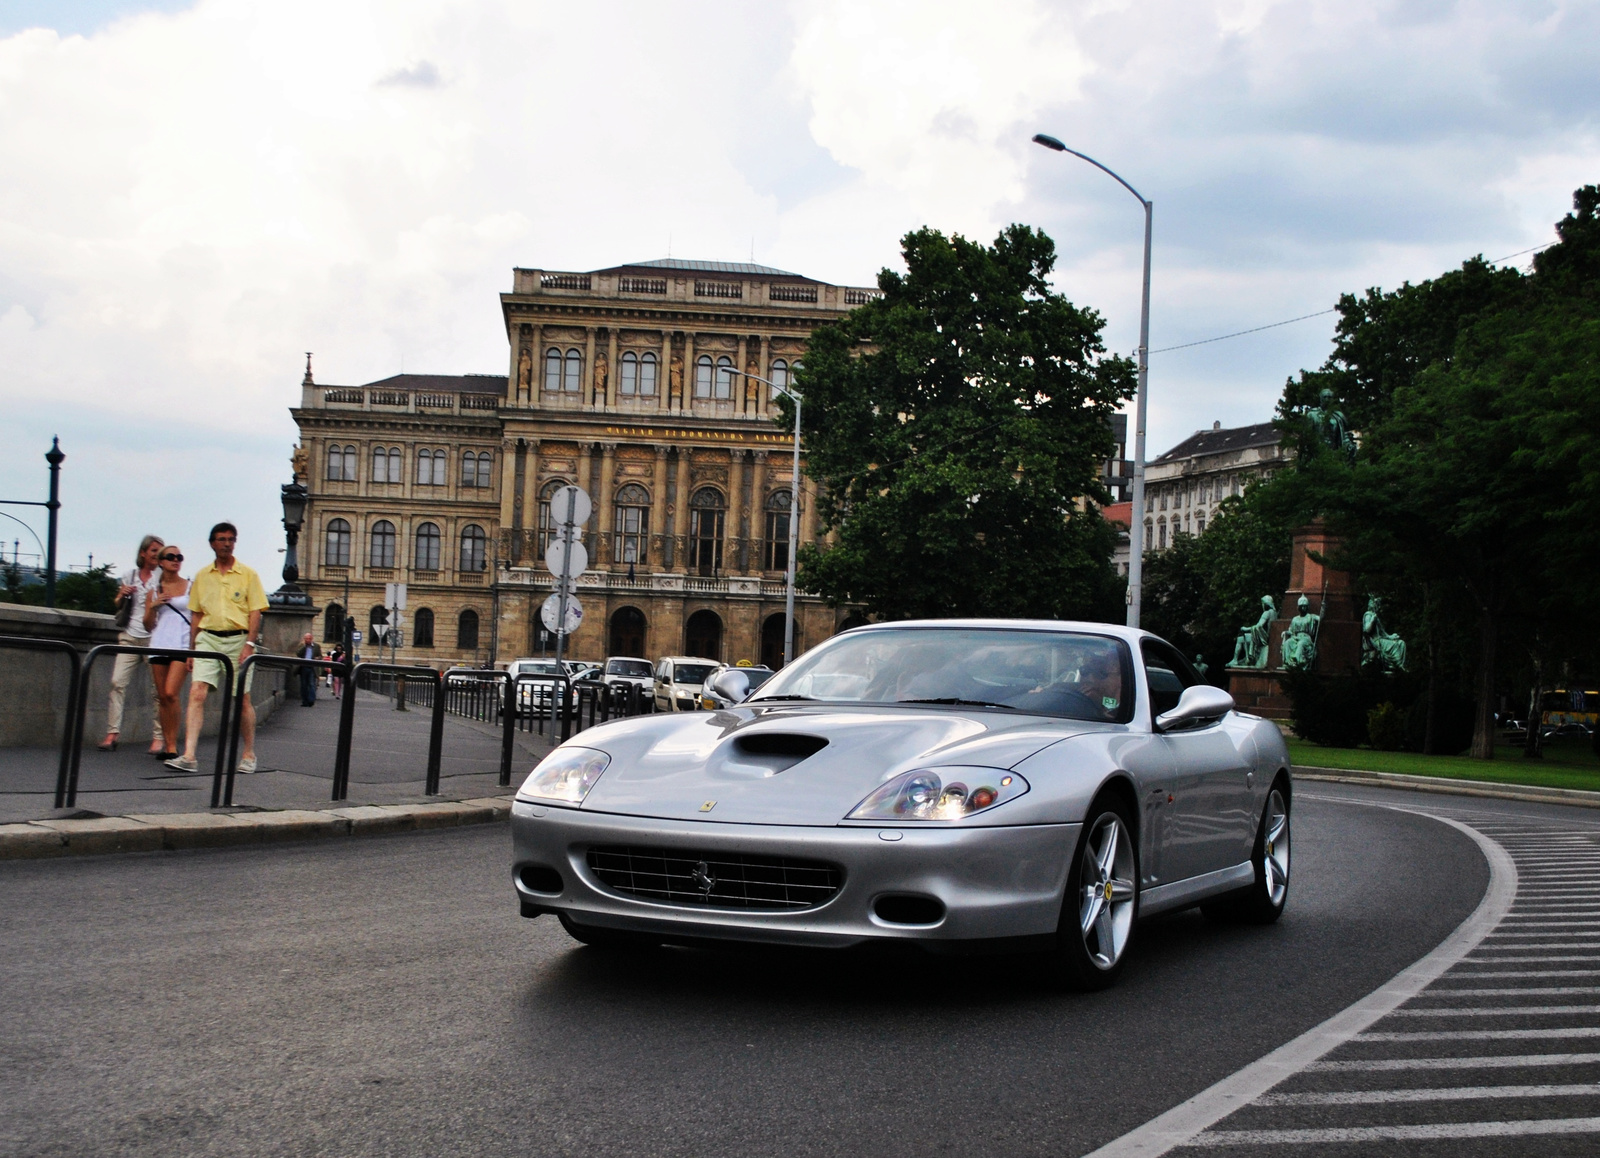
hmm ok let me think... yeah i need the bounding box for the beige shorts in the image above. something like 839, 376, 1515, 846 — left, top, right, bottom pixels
192, 631, 256, 693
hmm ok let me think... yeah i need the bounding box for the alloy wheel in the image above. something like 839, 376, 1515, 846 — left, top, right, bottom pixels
1079, 812, 1137, 970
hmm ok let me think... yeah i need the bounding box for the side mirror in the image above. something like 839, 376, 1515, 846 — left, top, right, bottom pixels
705, 668, 752, 707
1155, 684, 1234, 732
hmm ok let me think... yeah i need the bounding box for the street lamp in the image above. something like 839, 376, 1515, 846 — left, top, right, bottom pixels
0, 438, 64, 608
1032, 132, 1152, 629
268, 478, 312, 607
718, 365, 803, 666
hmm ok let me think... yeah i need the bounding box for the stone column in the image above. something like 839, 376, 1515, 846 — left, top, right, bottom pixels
800, 473, 820, 551
673, 447, 691, 572
681, 330, 696, 413
726, 449, 747, 573
576, 442, 594, 556
596, 442, 618, 567
529, 323, 545, 402
735, 335, 749, 415
521, 438, 541, 564
753, 334, 768, 417
583, 328, 598, 407
604, 329, 620, 410
659, 331, 672, 411
751, 449, 770, 571
651, 445, 669, 568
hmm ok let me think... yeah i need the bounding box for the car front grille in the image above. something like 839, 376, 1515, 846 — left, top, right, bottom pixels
586, 845, 843, 911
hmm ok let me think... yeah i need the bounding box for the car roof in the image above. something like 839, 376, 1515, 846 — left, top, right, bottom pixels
659, 655, 717, 664
842, 618, 1155, 645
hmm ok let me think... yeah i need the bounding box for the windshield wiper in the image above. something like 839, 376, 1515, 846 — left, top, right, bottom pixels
896, 697, 1016, 709
751, 694, 817, 701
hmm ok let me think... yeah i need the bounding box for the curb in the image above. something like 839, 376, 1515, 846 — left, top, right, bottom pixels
0, 796, 514, 860
1296, 766, 1600, 810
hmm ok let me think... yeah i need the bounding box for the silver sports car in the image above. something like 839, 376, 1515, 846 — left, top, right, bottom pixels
510, 619, 1291, 988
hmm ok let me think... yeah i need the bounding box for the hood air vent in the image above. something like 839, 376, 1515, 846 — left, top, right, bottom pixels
731, 732, 829, 774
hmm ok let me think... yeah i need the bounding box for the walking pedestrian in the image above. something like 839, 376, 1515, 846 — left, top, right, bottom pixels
166, 523, 269, 774
100, 534, 165, 753
296, 632, 322, 706
329, 643, 346, 699
145, 545, 191, 761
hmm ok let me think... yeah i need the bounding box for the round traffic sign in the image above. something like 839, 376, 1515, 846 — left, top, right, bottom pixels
541, 593, 584, 634
544, 536, 589, 578
548, 484, 592, 528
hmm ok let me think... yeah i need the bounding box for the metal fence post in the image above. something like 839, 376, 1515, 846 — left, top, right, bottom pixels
425, 677, 446, 795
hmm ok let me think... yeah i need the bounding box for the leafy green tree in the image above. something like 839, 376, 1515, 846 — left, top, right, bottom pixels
1272, 186, 1600, 759
794, 225, 1134, 622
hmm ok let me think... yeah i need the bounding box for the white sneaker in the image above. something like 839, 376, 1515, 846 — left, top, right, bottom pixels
165, 755, 199, 773
237, 755, 258, 774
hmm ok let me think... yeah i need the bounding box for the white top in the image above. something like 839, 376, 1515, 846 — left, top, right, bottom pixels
149, 587, 191, 652
122, 568, 160, 640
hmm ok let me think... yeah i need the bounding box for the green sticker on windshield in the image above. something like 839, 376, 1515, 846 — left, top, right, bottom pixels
1102, 696, 1119, 709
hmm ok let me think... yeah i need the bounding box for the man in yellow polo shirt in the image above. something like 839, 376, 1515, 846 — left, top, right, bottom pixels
166, 522, 270, 773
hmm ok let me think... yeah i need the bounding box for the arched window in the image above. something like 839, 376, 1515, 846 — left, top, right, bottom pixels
764, 489, 792, 571
638, 352, 658, 396
1158, 520, 1168, 550
413, 607, 434, 649
460, 451, 480, 488
619, 352, 638, 395
609, 607, 647, 658
323, 601, 345, 643
761, 613, 787, 670
684, 609, 722, 661
714, 355, 734, 400
1144, 519, 1154, 547
1196, 513, 1207, 535
372, 446, 401, 484
694, 354, 713, 398
414, 522, 441, 571
324, 518, 351, 567
369, 520, 396, 568
689, 487, 725, 574
537, 479, 570, 556
613, 483, 650, 565
769, 359, 788, 397
459, 524, 487, 572
326, 445, 347, 481
544, 347, 563, 393
475, 451, 492, 488
417, 449, 447, 486
457, 608, 479, 652
563, 349, 582, 393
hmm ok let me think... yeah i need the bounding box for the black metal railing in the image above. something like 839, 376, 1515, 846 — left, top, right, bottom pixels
0, 635, 82, 809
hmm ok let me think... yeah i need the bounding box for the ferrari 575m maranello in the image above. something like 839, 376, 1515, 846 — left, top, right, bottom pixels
510, 619, 1291, 988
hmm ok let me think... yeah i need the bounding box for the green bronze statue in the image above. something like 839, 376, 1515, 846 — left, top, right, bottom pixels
1305, 387, 1356, 462
1193, 654, 1209, 679
1230, 595, 1277, 669
1361, 596, 1408, 671
1280, 595, 1321, 671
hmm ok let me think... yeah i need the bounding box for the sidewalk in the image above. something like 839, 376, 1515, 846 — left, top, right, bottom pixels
0, 688, 557, 826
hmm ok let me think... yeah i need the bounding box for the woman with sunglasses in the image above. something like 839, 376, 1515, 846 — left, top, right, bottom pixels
144, 547, 192, 762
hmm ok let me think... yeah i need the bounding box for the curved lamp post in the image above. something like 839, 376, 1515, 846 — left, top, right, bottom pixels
718, 365, 802, 665
1032, 133, 1151, 629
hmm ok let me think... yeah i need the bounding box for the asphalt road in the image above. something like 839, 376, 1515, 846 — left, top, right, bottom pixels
4, 783, 1590, 1158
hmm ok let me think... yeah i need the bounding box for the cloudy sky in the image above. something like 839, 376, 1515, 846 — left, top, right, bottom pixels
2, 0, 1595, 579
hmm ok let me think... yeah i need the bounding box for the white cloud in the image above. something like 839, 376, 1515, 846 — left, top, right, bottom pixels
0, 0, 1594, 575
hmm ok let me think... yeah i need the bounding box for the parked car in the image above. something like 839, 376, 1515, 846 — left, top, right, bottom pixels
602, 657, 655, 710
507, 657, 570, 717
512, 619, 1291, 990
652, 656, 721, 712
700, 664, 775, 709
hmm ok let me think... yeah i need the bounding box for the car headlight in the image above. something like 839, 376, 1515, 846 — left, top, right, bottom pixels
847, 767, 1029, 822
519, 746, 610, 805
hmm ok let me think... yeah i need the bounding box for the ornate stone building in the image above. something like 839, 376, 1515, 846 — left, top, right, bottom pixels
1142, 421, 1290, 551
291, 258, 880, 668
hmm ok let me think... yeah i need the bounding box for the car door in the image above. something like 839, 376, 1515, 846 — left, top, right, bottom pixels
1142, 639, 1256, 882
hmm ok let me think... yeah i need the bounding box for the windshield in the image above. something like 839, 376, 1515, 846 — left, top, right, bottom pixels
513, 661, 559, 676
607, 659, 653, 677
742, 668, 776, 691
671, 663, 717, 686
747, 627, 1133, 723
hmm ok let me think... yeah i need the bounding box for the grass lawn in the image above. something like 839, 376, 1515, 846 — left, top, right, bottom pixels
1288, 733, 1600, 792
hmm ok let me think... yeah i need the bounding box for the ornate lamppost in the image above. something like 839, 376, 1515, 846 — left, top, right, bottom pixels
268, 478, 312, 608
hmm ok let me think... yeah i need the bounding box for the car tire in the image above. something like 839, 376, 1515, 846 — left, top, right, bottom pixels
1202, 778, 1290, 925
557, 912, 660, 951
1049, 793, 1139, 991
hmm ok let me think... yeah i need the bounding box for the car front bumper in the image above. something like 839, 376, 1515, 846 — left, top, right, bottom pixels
511, 801, 1078, 948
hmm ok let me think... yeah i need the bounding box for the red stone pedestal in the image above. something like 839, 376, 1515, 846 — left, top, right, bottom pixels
1227, 669, 1293, 720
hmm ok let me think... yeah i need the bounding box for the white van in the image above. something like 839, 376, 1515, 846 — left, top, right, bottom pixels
653, 656, 720, 712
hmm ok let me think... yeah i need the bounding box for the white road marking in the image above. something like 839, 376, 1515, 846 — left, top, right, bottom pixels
1307, 1052, 1600, 1072
1389, 1005, 1600, 1017
1429, 987, 1600, 995
1360, 1026, 1600, 1041
1257, 1082, 1600, 1105
1187, 1118, 1600, 1145
1081, 808, 1515, 1158
1456, 969, 1600, 977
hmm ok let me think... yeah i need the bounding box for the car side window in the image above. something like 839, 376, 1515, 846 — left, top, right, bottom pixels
1141, 640, 1199, 717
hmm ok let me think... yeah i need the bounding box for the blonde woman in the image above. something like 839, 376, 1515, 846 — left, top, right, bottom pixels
100, 534, 164, 752
144, 545, 191, 762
